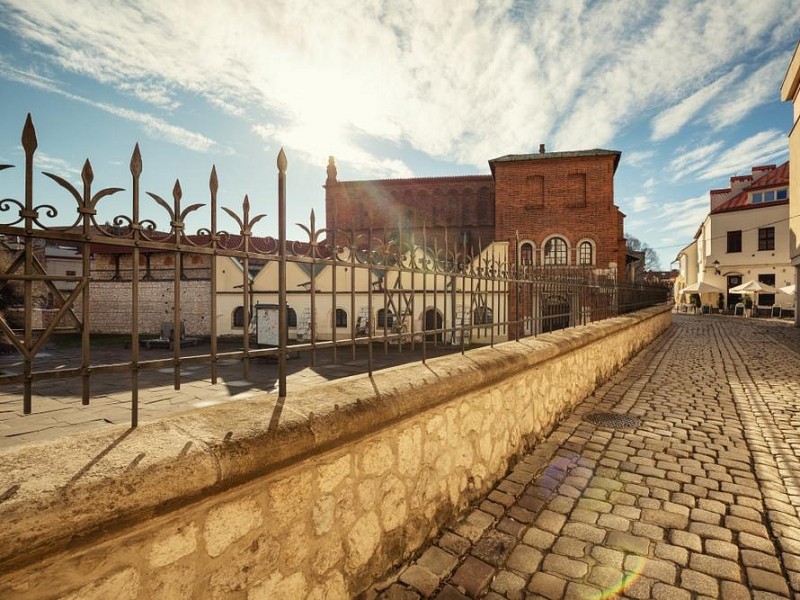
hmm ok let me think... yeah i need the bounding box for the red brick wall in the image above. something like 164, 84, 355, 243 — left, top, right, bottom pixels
493, 154, 626, 278
325, 176, 495, 253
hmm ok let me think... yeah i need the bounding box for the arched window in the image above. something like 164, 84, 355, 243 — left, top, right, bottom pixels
520, 242, 534, 266
287, 307, 297, 327
334, 308, 348, 328
232, 306, 244, 328
377, 308, 394, 329
578, 241, 594, 266
543, 237, 568, 265
474, 306, 493, 325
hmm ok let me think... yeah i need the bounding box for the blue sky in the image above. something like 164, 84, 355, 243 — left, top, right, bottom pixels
1, 0, 798, 269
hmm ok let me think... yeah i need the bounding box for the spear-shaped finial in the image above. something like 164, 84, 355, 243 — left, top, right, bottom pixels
277, 148, 287, 173
82, 159, 94, 187
130, 144, 142, 178
22, 113, 37, 156
210, 165, 218, 194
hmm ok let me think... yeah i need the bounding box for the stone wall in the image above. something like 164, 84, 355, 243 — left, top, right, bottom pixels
0, 306, 671, 599
88, 280, 211, 336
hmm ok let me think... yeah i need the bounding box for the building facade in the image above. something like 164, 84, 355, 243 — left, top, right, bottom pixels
676, 162, 795, 312
782, 37, 800, 325
324, 147, 627, 278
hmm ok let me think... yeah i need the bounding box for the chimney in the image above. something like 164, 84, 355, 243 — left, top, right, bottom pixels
539, 144, 546, 154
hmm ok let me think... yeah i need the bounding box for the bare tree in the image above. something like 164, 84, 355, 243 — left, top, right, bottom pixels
626, 236, 660, 272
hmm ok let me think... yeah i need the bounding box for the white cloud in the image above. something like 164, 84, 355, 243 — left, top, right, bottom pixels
625, 150, 655, 167
33, 151, 82, 176
650, 67, 742, 141
659, 194, 709, 235
631, 195, 650, 213
1, 0, 799, 171
667, 142, 724, 181
0, 63, 217, 153
698, 130, 788, 180
708, 56, 789, 129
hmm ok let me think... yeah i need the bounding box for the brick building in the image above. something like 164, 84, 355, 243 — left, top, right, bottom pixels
324, 146, 627, 279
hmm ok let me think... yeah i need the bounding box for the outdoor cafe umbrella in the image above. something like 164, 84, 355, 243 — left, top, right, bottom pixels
779, 284, 796, 296
728, 280, 778, 295
680, 281, 724, 294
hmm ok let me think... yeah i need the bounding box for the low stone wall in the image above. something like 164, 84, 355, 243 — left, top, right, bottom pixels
0, 306, 671, 599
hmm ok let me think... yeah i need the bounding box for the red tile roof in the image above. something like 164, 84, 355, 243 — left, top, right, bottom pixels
711, 161, 789, 214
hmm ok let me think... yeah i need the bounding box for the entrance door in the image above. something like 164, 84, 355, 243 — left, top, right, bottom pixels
424, 308, 443, 343
727, 275, 742, 309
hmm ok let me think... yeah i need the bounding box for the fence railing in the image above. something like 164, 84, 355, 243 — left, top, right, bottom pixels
0, 114, 668, 427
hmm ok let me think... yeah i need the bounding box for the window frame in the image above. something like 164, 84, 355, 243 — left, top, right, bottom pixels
334, 308, 348, 328
726, 230, 742, 253
542, 236, 569, 266
232, 306, 245, 329
757, 227, 775, 251
577, 240, 594, 266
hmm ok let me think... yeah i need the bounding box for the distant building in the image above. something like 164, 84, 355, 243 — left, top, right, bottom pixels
676, 162, 795, 311
325, 146, 628, 336
781, 36, 800, 325
324, 147, 627, 279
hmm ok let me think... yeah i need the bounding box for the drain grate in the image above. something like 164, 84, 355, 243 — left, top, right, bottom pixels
584, 412, 641, 429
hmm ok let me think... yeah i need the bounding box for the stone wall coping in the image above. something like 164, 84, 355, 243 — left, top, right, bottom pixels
0, 305, 670, 573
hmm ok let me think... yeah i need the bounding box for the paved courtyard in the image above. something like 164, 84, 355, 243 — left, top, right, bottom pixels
0, 339, 461, 447
370, 314, 800, 599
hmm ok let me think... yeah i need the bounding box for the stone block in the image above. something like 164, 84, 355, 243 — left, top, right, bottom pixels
204, 497, 263, 558
418, 547, 458, 579
399, 565, 439, 597
449, 557, 494, 597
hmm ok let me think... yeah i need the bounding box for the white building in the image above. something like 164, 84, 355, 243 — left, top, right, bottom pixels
676, 162, 795, 312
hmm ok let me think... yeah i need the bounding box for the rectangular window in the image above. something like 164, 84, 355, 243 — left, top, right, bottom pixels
752, 192, 762, 204
65, 270, 76, 276
776, 188, 788, 200
758, 274, 776, 306
758, 227, 775, 251
727, 230, 742, 253
764, 190, 775, 202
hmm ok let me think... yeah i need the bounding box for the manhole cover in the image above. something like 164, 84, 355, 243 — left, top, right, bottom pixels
584, 412, 641, 429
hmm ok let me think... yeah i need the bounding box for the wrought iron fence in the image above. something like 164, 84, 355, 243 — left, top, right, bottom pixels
0, 115, 668, 427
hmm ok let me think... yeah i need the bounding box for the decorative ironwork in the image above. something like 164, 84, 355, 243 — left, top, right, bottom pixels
0, 114, 669, 431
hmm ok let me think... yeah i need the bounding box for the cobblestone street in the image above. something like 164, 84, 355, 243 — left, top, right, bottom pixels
372, 315, 800, 600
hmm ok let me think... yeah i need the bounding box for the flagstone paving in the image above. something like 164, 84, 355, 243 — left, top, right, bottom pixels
369, 315, 800, 599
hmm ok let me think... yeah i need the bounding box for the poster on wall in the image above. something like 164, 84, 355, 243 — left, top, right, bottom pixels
255, 304, 280, 347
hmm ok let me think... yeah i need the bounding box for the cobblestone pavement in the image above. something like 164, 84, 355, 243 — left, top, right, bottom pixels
0, 341, 460, 448
371, 315, 800, 600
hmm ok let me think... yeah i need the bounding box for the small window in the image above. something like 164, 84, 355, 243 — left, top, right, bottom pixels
764, 190, 775, 202
377, 308, 394, 329
727, 230, 742, 253
287, 307, 297, 327
752, 192, 763, 204
758, 227, 775, 251
578, 241, 593, 265
334, 308, 348, 328
65, 270, 77, 276
543, 237, 568, 265
520, 242, 534, 265
474, 307, 493, 325
776, 188, 788, 200
232, 306, 244, 328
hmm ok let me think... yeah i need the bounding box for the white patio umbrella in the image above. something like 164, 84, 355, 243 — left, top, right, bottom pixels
729, 280, 778, 295
680, 281, 724, 294
779, 284, 796, 295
